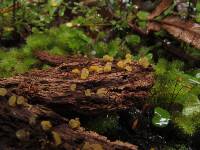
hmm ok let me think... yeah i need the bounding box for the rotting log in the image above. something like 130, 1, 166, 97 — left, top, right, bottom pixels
0, 54, 154, 114
0, 96, 137, 150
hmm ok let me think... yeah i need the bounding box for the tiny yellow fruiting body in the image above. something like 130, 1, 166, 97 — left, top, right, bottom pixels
16, 129, 30, 141
125, 53, 132, 60
70, 84, 77, 91
82, 142, 104, 150
103, 62, 112, 72
41, 121, 52, 131
52, 131, 62, 146
125, 65, 133, 72
103, 55, 113, 62
117, 60, 125, 69
8, 95, 17, 107
89, 65, 103, 73
71, 68, 80, 74
0, 88, 7, 96
138, 57, 149, 68
68, 118, 80, 129
81, 68, 89, 79
84, 89, 92, 96
96, 88, 108, 97
16, 96, 26, 105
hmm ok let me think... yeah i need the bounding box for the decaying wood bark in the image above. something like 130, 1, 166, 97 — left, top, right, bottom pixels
0, 96, 137, 150
0, 54, 154, 114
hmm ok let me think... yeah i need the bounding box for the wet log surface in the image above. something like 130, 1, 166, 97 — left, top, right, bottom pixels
0, 54, 154, 114
0, 96, 137, 150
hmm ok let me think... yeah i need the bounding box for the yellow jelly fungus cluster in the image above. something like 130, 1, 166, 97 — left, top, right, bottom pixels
117, 60, 126, 69
116, 53, 133, 71
68, 118, 81, 129
96, 88, 108, 97
41, 120, 52, 131
52, 131, 62, 146
82, 142, 104, 150
72, 68, 80, 74
8, 95, 27, 107
84, 89, 92, 96
70, 84, 77, 92
138, 57, 149, 68
16, 129, 30, 141
81, 68, 89, 79
89, 65, 103, 73
8, 95, 17, 107
103, 62, 112, 72
103, 55, 113, 62
0, 88, 7, 96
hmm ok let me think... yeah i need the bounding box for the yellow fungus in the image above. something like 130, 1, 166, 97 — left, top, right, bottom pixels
96, 88, 108, 97
70, 84, 77, 92
125, 65, 133, 72
16, 129, 30, 141
81, 68, 89, 79
103, 62, 112, 72
125, 53, 132, 60
41, 121, 52, 131
138, 57, 149, 68
124, 58, 132, 64
52, 131, 62, 146
84, 89, 92, 96
102, 55, 113, 62
89, 65, 103, 73
72, 68, 80, 74
16, 96, 26, 105
68, 118, 80, 129
8, 95, 17, 107
29, 115, 37, 126
0, 88, 7, 96
117, 60, 125, 69
82, 142, 104, 150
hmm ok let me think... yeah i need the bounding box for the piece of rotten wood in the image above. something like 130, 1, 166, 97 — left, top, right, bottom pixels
0, 96, 137, 150
0, 56, 154, 115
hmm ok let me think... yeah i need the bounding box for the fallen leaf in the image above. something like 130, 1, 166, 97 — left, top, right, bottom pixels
148, 0, 173, 20
161, 16, 200, 50
147, 15, 200, 50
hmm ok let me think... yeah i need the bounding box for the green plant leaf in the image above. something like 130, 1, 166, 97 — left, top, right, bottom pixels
152, 107, 170, 127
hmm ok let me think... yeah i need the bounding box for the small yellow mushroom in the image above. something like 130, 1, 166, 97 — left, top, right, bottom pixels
29, 115, 37, 126
16, 96, 26, 105
117, 60, 125, 69
103, 62, 112, 72
66, 22, 73, 27
52, 131, 62, 146
16, 129, 30, 141
0, 88, 7, 96
125, 65, 133, 72
70, 84, 77, 92
72, 68, 80, 74
96, 88, 108, 97
84, 89, 92, 96
89, 65, 103, 73
8, 95, 17, 107
124, 58, 132, 64
102, 55, 113, 62
41, 121, 52, 131
138, 57, 149, 68
68, 118, 80, 129
82, 142, 104, 150
125, 53, 132, 60
81, 68, 89, 79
